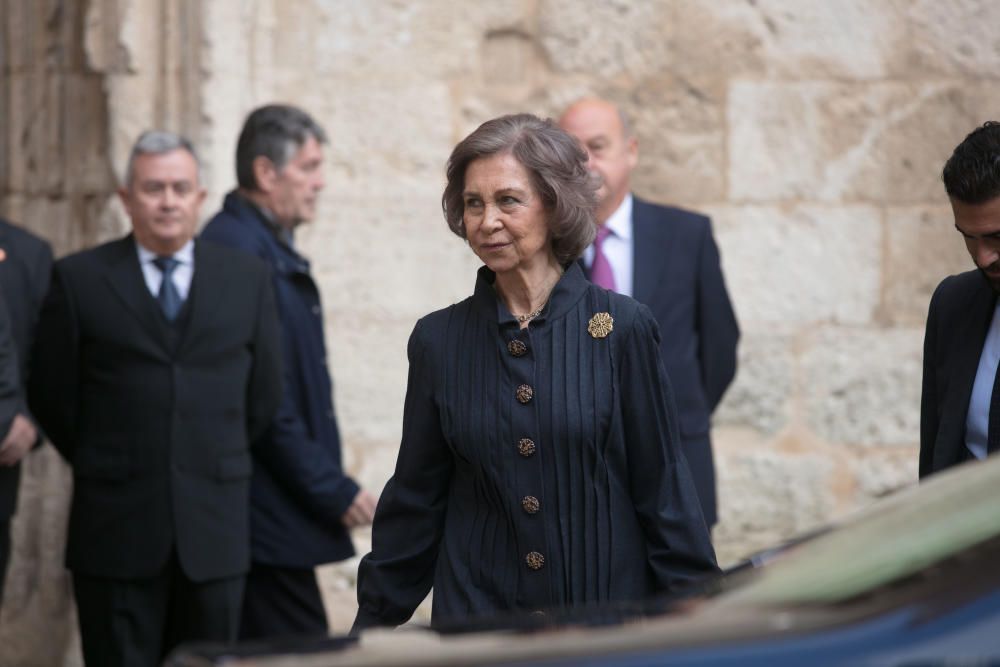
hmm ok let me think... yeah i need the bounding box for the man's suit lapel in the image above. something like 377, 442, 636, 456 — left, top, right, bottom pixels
103, 236, 171, 353
939, 277, 997, 468
631, 196, 663, 305
177, 240, 228, 356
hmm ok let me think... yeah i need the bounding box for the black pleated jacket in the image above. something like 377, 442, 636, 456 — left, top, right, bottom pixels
355, 263, 717, 629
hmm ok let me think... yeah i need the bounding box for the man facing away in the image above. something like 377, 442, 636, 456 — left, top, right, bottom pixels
559, 97, 739, 528
921, 121, 1000, 477
0, 217, 52, 610
28, 131, 282, 665
202, 104, 377, 639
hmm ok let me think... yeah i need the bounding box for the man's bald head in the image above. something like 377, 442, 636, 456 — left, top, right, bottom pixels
559, 98, 638, 223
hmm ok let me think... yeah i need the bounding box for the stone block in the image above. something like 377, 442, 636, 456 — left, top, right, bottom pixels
83, 0, 130, 73
63, 74, 115, 196
19, 197, 75, 257
629, 75, 726, 205
729, 81, 1000, 205
4, 0, 43, 73
714, 332, 794, 436
326, 312, 412, 449
900, 0, 1000, 77
667, 0, 768, 94
849, 448, 918, 506
6, 72, 64, 195
877, 84, 1000, 204
709, 204, 882, 327
318, 82, 454, 178
283, 1, 535, 81
750, 0, 902, 79
714, 447, 836, 566
801, 327, 923, 447
537, 0, 672, 79
671, 1, 908, 93
882, 206, 972, 327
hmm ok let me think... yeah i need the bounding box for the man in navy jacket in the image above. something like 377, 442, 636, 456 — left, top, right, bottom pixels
560, 98, 739, 528
202, 104, 376, 639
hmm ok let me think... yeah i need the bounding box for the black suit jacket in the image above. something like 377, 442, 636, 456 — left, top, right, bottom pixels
920, 269, 996, 478
0, 219, 52, 520
28, 235, 282, 581
0, 291, 19, 471
583, 197, 739, 525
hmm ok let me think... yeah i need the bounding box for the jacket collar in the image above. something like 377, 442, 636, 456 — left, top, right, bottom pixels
222, 191, 310, 272
472, 261, 590, 325
103, 234, 228, 355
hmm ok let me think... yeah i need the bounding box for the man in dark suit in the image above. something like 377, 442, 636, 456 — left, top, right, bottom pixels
28, 131, 282, 665
560, 97, 739, 528
0, 289, 24, 609
921, 121, 1000, 478
0, 219, 52, 606
202, 104, 376, 639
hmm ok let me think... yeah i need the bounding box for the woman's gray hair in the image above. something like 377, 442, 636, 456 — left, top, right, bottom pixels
442, 113, 598, 265
124, 130, 201, 187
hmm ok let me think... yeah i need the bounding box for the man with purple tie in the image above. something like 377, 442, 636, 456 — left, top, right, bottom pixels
560, 98, 739, 528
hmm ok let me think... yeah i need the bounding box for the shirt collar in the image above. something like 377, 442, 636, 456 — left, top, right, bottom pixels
602, 192, 633, 241
472, 261, 590, 325
135, 238, 195, 264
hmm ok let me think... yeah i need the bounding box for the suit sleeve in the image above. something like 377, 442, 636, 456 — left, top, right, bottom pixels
27, 266, 79, 462
354, 319, 453, 631
205, 221, 364, 519
20, 236, 53, 444
245, 266, 283, 445
0, 291, 20, 440
696, 219, 740, 413
919, 280, 944, 479
621, 306, 720, 592
253, 323, 361, 519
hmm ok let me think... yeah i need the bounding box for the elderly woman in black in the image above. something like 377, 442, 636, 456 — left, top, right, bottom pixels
354, 113, 717, 630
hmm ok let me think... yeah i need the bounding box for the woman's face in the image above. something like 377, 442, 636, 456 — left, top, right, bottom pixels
462, 152, 553, 275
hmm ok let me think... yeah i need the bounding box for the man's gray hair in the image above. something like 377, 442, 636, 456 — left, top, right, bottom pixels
235, 105, 328, 191
123, 130, 202, 187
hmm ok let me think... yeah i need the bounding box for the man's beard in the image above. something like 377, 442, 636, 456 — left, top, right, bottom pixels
978, 264, 1000, 293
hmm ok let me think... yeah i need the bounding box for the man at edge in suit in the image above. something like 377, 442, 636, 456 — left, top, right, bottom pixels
921, 121, 1000, 477
0, 218, 52, 610
559, 97, 739, 528
202, 104, 377, 639
28, 131, 282, 665
0, 289, 24, 613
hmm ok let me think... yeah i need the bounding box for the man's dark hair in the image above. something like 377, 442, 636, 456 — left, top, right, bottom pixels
236, 104, 328, 191
943, 121, 1000, 204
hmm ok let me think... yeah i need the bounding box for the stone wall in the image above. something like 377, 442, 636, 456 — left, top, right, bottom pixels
1, 0, 994, 659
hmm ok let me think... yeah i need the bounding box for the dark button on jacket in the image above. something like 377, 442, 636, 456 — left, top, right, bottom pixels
518, 438, 536, 457
507, 339, 527, 357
